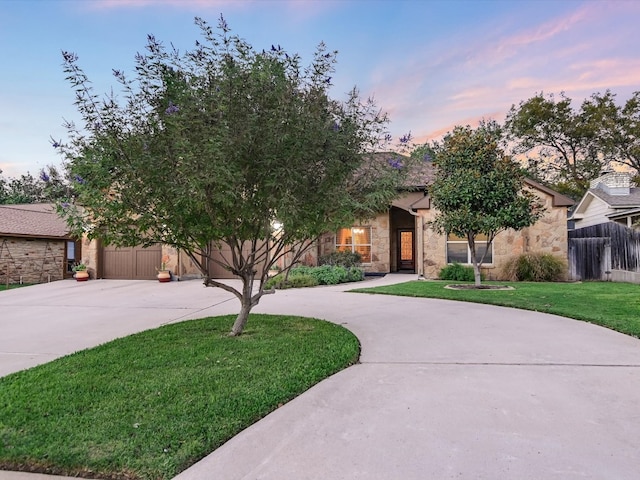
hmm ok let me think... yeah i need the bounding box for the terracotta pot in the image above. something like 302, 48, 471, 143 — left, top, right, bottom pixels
75, 271, 89, 282
157, 271, 171, 283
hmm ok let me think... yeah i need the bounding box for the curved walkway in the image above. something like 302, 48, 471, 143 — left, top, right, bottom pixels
2, 275, 640, 479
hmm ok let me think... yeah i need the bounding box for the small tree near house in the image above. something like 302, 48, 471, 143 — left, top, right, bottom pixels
56, 16, 410, 336
429, 121, 544, 287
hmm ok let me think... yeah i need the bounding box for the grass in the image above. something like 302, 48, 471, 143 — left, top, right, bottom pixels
0, 314, 360, 480
0, 283, 31, 292
352, 280, 640, 339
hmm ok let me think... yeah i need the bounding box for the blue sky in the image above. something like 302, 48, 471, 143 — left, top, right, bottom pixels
1, 0, 639, 177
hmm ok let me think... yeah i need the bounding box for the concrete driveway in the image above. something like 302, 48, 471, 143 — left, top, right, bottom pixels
1, 276, 640, 479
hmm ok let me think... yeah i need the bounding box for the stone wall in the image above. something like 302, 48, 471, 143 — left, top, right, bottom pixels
81, 237, 100, 279
0, 236, 66, 284
417, 187, 570, 280
319, 212, 391, 273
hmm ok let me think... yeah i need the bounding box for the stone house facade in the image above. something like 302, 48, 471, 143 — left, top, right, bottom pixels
0, 204, 78, 284
318, 179, 574, 280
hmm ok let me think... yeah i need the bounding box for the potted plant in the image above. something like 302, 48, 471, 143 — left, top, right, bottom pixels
73, 263, 89, 282
157, 255, 171, 282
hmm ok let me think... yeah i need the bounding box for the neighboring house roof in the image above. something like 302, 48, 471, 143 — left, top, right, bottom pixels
571, 187, 640, 221
0, 203, 72, 239
589, 187, 640, 208
608, 207, 640, 220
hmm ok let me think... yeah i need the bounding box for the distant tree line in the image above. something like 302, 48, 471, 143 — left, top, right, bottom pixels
0, 165, 73, 204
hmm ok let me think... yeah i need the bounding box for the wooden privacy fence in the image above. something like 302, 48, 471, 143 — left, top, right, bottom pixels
568, 222, 640, 281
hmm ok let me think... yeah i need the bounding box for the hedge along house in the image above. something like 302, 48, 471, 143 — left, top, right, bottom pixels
0, 204, 80, 284
317, 161, 575, 280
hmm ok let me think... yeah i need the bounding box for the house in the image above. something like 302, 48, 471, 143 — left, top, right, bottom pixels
78, 159, 574, 282
568, 172, 640, 283
570, 172, 640, 229
0, 204, 79, 284
316, 169, 575, 280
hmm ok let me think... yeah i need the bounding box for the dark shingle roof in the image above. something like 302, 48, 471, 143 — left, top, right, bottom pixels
589, 187, 640, 208
0, 204, 71, 238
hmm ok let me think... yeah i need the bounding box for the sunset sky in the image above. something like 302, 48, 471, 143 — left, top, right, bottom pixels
1, 0, 639, 177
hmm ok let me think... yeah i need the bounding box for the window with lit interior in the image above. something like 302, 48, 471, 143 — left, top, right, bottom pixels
336, 227, 372, 263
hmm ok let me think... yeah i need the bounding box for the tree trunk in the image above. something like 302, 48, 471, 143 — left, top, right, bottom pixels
472, 261, 482, 287
230, 295, 252, 336
229, 271, 256, 336
468, 237, 482, 287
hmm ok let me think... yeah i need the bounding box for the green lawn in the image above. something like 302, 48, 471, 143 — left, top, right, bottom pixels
352, 280, 640, 338
0, 314, 360, 480
0, 283, 31, 292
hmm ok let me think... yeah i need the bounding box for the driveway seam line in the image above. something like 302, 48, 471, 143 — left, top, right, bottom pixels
360, 361, 640, 367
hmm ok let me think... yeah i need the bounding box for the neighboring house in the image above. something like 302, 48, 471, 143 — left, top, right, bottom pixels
568, 172, 640, 284
316, 168, 575, 280
570, 172, 640, 229
0, 204, 79, 284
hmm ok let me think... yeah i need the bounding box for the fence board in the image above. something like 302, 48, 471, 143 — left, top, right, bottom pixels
569, 223, 640, 280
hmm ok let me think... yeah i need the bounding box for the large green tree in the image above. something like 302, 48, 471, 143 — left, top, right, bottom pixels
429, 121, 543, 286
504, 91, 617, 199
57, 16, 408, 335
599, 91, 640, 176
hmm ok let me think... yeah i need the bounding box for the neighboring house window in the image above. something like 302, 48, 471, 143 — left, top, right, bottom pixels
336, 227, 372, 263
66, 240, 76, 274
446, 233, 493, 264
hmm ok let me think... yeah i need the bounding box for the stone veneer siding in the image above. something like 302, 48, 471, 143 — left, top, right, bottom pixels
417, 187, 570, 280
0, 236, 66, 284
319, 212, 392, 273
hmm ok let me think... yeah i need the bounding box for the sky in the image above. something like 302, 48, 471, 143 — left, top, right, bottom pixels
1, 0, 639, 178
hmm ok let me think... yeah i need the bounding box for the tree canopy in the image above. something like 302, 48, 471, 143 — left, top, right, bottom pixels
505, 90, 640, 199
429, 121, 543, 286
0, 166, 71, 205
57, 16, 410, 335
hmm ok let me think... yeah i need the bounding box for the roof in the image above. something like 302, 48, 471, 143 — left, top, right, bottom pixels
364, 152, 436, 190
523, 178, 575, 207
0, 203, 72, 239
589, 187, 640, 208
571, 186, 640, 220
607, 207, 640, 220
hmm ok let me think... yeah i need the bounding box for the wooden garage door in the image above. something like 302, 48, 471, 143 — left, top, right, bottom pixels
102, 244, 162, 280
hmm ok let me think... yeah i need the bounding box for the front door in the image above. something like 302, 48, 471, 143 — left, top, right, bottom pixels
398, 229, 415, 271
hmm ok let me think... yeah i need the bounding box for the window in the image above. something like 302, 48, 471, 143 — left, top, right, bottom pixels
336, 227, 372, 263
446, 234, 493, 264
66, 240, 77, 274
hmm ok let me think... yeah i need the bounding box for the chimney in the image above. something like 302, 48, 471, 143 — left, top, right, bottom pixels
590, 172, 632, 195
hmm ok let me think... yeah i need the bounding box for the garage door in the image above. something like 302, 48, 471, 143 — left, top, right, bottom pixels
102, 244, 162, 280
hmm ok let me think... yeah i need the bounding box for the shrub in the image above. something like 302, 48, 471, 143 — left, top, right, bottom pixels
439, 263, 476, 282
502, 253, 566, 282
318, 251, 362, 268
346, 266, 365, 282
266, 264, 364, 289
265, 274, 318, 290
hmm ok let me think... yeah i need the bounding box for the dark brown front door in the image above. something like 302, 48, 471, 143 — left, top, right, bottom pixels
398, 229, 415, 271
